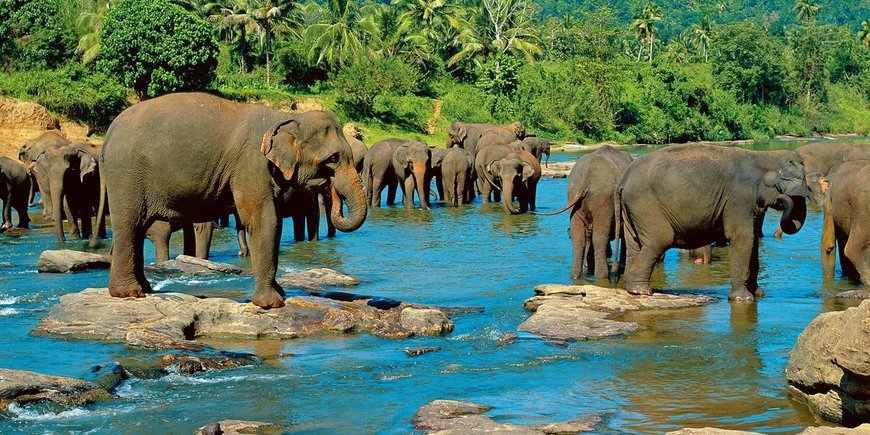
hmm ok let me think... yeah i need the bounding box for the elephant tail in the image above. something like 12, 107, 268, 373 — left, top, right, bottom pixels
533, 192, 584, 216
87, 154, 107, 249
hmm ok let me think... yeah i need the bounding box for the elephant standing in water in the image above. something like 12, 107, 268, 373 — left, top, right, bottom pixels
441, 147, 474, 206
0, 157, 31, 230
392, 140, 434, 209
446, 121, 526, 156
18, 130, 70, 217
610, 144, 807, 301
363, 139, 405, 207
520, 136, 553, 166
91, 93, 366, 308
477, 146, 541, 214
540, 145, 632, 279
821, 160, 870, 286
32, 143, 101, 242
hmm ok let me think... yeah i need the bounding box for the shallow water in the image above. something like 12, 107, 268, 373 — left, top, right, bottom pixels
0, 139, 864, 433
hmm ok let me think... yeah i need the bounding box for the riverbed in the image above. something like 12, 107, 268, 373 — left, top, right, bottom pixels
0, 140, 863, 433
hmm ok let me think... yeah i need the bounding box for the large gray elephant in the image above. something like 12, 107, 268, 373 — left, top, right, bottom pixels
91, 92, 366, 309
32, 143, 100, 242
441, 147, 474, 206
392, 140, 433, 209
521, 136, 553, 166
794, 141, 869, 205
18, 130, 70, 217
0, 156, 31, 231
446, 121, 526, 156
821, 160, 870, 286
477, 146, 541, 214
610, 144, 807, 301
539, 145, 633, 279
362, 139, 404, 207
348, 136, 368, 174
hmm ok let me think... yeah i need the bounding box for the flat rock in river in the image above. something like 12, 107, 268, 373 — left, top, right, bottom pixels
147, 255, 243, 276
666, 429, 761, 435
540, 161, 574, 179
194, 420, 281, 435
835, 290, 870, 300
413, 399, 600, 434
277, 267, 360, 290
0, 368, 110, 409
37, 249, 111, 273
33, 288, 453, 346
518, 284, 715, 341
785, 300, 870, 425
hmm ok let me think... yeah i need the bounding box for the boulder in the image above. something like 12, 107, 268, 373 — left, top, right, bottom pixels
799, 425, 870, 434
277, 268, 360, 290
147, 255, 243, 276
37, 249, 111, 273
518, 285, 715, 341
404, 346, 442, 357
195, 420, 281, 435
413, 399, 600, 434
0, 368, 110, 409
34, 288, 454, 346
785, 300, 870, 425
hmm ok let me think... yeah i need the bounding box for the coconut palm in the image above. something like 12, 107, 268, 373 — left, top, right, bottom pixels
793, 0, 820, 24
76, 0, 115, 64
859, 20, 870, 48
392, 0, 458, 65
691, 15, 712, 62
630, 3, 662, 62
304, 0, 377, 69
447, 0, 541, 68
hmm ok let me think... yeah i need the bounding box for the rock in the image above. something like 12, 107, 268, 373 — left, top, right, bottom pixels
277, 268, 360, 290
413, 400, 599, 434
153, 351, 261, 375
0, 262, 12, 267
37, 249, 111, 273
0, 369, 110, 410
147, 255, 243, 276
541, 161, 574, 179
785, 300, 870, 425
404, 346, 442, 357
799, 424, 870, 434
194, 420, 281, 435
836, 290, 870, 300
666, 429, 761, 435
33, 288, 454, 346
518, 285, 714, 341
496, 332, 518, 347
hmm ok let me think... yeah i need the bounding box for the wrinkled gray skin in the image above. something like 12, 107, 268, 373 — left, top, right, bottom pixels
446, 121, 526, 157
347, 136, 368, 174
93, 93, 366, 309
0, 156, 31, 231
611, 144, 807, 301
392, 140, 433, 210
478, 146, 541, 214
32, 144, 100, 242
539, 145, 633, 279
821, 160, 870, 286
363, 139, 405, 207
521, 136, 553, 166
795, 141, 870, 205
475, 145, 513, 204
18, 130, 70, 217
441, 147, 474, 206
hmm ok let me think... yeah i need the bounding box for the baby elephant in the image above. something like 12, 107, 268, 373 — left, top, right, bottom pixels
441, 147, 474, 206
0, 157, 32, 231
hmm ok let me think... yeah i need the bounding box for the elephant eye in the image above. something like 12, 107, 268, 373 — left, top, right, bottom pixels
325, 153, 339, 164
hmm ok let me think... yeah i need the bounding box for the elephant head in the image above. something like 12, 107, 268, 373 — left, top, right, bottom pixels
394, 140, 432, 209
503, 122, 526, 140
261, 110, 366, 232
33, 145, 97, 242
486, 154, 536, 214
763, 151, 807, 235
447, 122, 468, 148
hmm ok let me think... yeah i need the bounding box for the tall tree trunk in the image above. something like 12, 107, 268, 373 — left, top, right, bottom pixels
637, 40, 643, 62
648, 33, 654, 62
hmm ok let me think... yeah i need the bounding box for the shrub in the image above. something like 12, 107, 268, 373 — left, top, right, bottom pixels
3, 0, 76, 69
437, 82, 496, 125
330, 56, 419, 117
372, 94, 433, 132
98, 0, 218, 97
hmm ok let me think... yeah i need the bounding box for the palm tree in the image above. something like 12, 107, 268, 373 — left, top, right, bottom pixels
76, 1, 113, 64
393, 0, 457, 65
859, 20, 870, 48
447, 0, 541, 68
642, 3, 662, 62
793, 0, 820, 24
691, 15, 712, 62
304, 0, 377, 69
629, 13, 651, 61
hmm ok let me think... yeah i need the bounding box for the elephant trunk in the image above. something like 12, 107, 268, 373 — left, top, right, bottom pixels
776, 194, 806, 235
49, 174, 65, 242
502, 179, 519, 214
544, 151, 550, 168
413, 163, 429, 210
329, 163, 367, 233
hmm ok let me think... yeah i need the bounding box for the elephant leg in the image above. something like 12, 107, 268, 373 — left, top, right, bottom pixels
194, 222, 213, 259
236, 197, 284, 308
444, 176, 454, 207
402, 174, 415, 208
570, 211, 587, 279
370, 172, 384, 207
480, 180, 492, 204
436, 176, 444, 202
623, 233, 666, 296
528, 180, 538, 211
726, 226, 758, 301
1, 186, 11, 229
235, 211, 249, 256
592, 212, 614, 280
322, 193, 336, 238
306, 195, 319, 241
842, 233, 867, 284
821, 198, 836, 277
386, 174, 398, 206
492, 187, 501, 203
63, 198, 81, 240
108, 211, 151, 298
292, 212, 305, 242
585, 231, 596, 276
147, 221, 172, 264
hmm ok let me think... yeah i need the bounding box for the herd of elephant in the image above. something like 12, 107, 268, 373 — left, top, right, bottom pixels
0, 92, 867, 308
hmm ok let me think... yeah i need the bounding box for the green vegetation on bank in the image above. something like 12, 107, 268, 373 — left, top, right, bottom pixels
0, 0, 867, 143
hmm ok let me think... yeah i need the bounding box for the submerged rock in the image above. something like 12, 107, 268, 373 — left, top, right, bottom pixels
404, 346, 442, 357
518, 285, 715, 341
147, 255, 243, 276
34, 288, 454, 346
835, 290, 870, 300
413, 399, 600, 434
194, 420, 281, 435
666, 429, 761, 435
37, 249, 110, 273
276, 268, 360, 290
0, 368, 110, 410
496, 332, 518, 348
785, 300, 870, 425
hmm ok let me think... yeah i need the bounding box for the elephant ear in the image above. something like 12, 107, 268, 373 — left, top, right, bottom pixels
521, 161, 535, 182
456, 124, 468, 142
484, 160, 500, 188
261, 118, 301, 183
77, 150, 97, 182
395, 145, 410, 169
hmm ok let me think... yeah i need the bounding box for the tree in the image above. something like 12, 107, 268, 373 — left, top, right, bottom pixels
5, 0, 77, 69
859, 20, 870, 48
392, 0, 458, 67
630, 3, 662, 62
447, 0, 542, 68
793, 0, 820, 24
76, 0, 113, 64
98, 0, 219, 97
711, 22, 788, 106
691, 15, 712, 62
304, 0, 377, 70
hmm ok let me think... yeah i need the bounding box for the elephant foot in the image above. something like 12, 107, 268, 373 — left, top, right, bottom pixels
728, 287, 755, 302
109, 282, 148, 298
252, 289, 285, 309
752, 287, 765, 298
625, 284, 654, 296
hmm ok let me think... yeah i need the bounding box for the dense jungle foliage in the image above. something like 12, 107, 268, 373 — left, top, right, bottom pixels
0, 0, 868, 143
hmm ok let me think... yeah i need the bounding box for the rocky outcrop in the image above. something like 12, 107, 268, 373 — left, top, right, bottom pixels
37, 249, 111, 273
34, 288, 454, 346
147, 255, 243, 276
785, 300, 870, 425
518, 285, 715, 341
0, 369, 110, 410
540, 161, 574, 179
195, 420, 281, 435
276, 268, 360, 290
413, 399, 600, 434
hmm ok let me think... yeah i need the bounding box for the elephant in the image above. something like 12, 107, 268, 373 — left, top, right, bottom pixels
348, 136, 368, 174
821, 159, 870, 286
446, 121, 526, 156
441, 147, 474, 206
538, 145, 632, 279
795, 141, 870, 205
31, 143, 100, 242
392, 140, 434, 210
520, 136, 553, 166
610, 144, 807, 301
477, 146, 541, 214
362, 138, 405, 207
90, 92, 366, 309
146, 220, 214, 263
0, 156, 32, 231
18, 130, 70, 217
428, 146, 447, 202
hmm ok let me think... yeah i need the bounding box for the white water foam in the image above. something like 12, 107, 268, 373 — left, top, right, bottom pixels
0, 296, 17, 305
0, 308, 19, 316
7, 403, 90, 421
152, 276, 246, 291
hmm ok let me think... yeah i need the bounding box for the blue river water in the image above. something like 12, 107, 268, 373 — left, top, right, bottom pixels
0, 139, 863, 433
